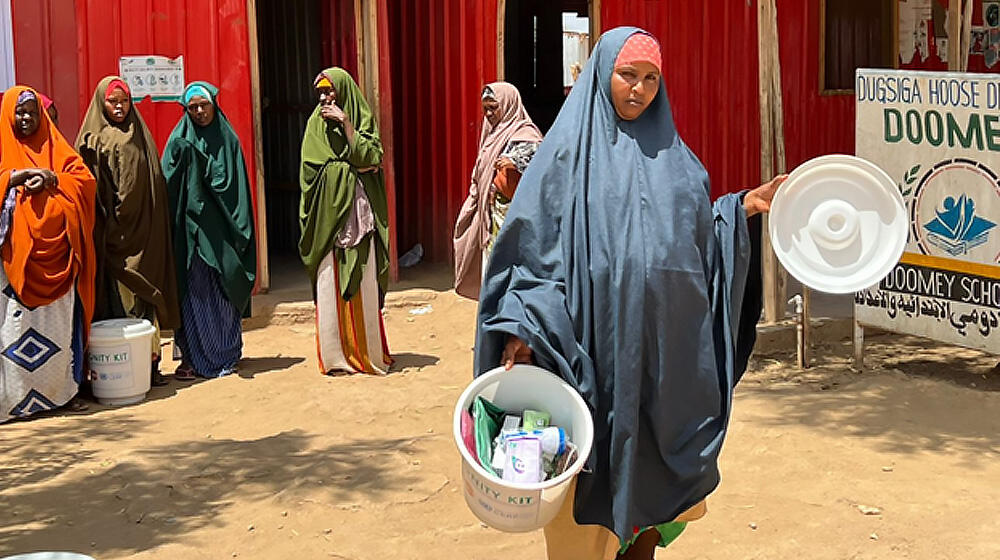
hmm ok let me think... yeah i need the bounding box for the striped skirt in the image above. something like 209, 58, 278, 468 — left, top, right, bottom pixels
174, 257, 243, 377
315, 239, 391, 375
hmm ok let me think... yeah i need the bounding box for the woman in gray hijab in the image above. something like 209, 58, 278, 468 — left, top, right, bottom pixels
475, 27, 785, 559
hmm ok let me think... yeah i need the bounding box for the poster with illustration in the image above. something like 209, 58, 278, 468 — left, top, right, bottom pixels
899, 0, 932, 64
971, 27, 987, 54
855, 69, 1000, 353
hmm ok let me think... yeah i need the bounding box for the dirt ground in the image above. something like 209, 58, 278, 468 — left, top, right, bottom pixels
1, 265, 999, 559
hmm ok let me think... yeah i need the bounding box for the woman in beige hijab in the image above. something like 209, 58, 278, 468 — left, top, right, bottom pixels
453, 82, 542, 300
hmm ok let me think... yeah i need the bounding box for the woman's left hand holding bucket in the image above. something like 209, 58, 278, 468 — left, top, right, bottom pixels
501, 335, 533, 370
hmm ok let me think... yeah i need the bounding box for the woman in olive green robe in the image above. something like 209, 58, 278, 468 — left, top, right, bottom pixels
299, 68, 391, 375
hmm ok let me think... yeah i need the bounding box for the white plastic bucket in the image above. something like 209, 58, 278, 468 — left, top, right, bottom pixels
88, 318, 155, 406
453, 365, 594, 532
0, 554, 96, 560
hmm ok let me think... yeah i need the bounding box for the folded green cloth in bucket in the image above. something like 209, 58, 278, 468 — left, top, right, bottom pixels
472, 396, 506, 476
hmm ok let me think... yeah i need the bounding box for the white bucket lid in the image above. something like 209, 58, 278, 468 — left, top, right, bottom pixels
769, 154, 908, 294
89, 318, 156, 341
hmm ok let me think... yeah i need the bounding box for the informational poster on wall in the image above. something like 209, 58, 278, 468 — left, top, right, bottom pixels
855, 69, 1000, 353
118, 55, 185, 101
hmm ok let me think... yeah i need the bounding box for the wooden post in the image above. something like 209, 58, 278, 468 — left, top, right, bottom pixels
766, 0, 804, 359
758, 0, 786, 325
589, 0, 601, 50
948, 0, 962, 70
961, 0, 974, 72
246, 0, 270, 293
853, 321, 864, 371
497, 0, 507, 80
354, 0, 366, 89
374, 0, 399, 281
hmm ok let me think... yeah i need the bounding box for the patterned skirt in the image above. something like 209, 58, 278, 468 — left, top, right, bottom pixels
0, 266, 83, 423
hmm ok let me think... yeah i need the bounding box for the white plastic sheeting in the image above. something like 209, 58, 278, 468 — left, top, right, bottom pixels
0, 0, 13, 89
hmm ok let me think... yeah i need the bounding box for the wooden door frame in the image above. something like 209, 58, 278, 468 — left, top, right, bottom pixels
246, 0, 270, 293
354, 0, 399, 281
249, 0, 398, 285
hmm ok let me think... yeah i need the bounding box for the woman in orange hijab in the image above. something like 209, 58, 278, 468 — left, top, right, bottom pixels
0, 86, 96, 422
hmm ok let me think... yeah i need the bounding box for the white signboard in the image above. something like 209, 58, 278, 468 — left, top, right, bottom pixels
118, 55, 185, 101
855, 69, 1000, 353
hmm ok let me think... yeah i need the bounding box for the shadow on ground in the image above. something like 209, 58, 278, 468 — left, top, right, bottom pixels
0, 427, 425, 557
743, 333, 1000, 459
391, 352, 440, 372
238, 356, 306, 378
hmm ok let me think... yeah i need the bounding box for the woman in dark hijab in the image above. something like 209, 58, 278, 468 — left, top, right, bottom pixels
162, 82, 256, 379
76, 77, 180, 386
475, 28, 785, 559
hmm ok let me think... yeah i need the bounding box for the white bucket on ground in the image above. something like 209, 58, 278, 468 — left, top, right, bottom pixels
453, 364, 594, 532
0, 554, 96, 560
88, 318, 155, 406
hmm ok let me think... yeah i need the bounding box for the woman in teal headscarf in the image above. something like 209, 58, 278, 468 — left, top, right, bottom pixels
162, 82, 256, 379
299, 68, 391, 375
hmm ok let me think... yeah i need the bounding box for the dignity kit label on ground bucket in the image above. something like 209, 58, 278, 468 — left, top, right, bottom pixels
88, 343, 135, 389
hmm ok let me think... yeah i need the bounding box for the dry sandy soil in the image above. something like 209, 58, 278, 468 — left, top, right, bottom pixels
1, 265, 998, 559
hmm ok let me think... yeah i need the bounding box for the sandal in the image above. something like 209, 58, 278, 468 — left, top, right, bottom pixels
174, 364, 197, 381
151, 369, 170, 386
66, 397, 90, 412
150, 356, 170, 386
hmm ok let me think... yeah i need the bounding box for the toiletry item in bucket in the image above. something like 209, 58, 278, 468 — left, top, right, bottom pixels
501, 414, 522, 435
522, 409, 551, 429
503, 435, 544, 483
504, 427, 566, 457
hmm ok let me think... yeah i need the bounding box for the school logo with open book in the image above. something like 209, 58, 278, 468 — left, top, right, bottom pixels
909, 159, 1000, 263
922, 193, 996, 256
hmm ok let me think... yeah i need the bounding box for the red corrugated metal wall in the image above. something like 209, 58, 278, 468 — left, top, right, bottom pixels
11, 0, 81, 138
74, 0, 257, 190
602, 2, 762, 197
777, 1, 855, 173
321, 0, 358, 74
389, 0, 499, 263
77, 0, 262, 287
602, 1, 860, 191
